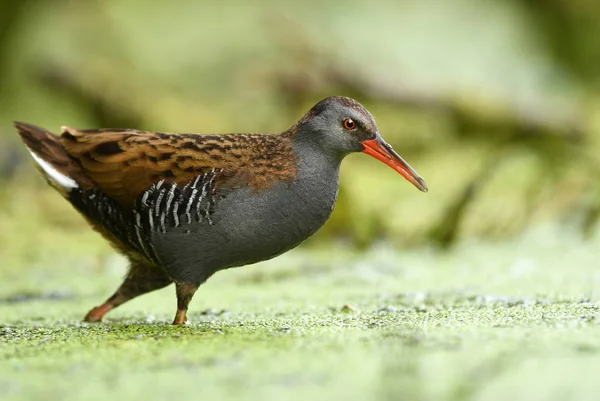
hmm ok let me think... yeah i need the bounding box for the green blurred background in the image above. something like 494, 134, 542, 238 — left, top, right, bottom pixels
2, 0, 600, 251
1, 0, 600, 249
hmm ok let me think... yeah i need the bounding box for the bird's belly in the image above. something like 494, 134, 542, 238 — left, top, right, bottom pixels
151, 182, 337, 283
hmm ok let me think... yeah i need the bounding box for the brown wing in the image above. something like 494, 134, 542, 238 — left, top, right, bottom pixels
59, 127, 298, 208
60, 127, 239, 207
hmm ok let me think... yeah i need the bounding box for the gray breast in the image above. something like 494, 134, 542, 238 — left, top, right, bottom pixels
149, 158, 341, 284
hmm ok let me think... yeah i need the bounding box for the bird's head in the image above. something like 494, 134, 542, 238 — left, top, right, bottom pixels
295, 96, 428, 192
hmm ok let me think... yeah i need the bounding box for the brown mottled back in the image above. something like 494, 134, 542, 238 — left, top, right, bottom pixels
60, 127, 298, 207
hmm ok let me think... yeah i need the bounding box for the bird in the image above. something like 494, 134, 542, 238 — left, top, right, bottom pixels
15, 96, 427, 325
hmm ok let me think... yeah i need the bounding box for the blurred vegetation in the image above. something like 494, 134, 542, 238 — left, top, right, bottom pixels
1, 0, 600, 249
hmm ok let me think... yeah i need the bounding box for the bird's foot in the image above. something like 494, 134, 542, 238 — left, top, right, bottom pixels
83, 303, 113, 322
172, 309, 187, 325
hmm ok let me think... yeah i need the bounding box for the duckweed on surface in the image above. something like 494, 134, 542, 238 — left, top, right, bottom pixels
2, 223, 600, 400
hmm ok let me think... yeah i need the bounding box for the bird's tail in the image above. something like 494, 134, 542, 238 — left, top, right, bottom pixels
14, 122, 90, 195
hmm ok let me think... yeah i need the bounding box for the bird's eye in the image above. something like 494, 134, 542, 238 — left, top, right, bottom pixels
343, 118, 356, 130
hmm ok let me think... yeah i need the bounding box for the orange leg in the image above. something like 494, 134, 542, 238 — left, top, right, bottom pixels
84, 263, 172, 322
84, 293, 127, 322
172, 282, 199, 325
172, 309, 187, 325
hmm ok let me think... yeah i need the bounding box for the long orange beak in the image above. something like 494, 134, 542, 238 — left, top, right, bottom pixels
361, 134, 428, 192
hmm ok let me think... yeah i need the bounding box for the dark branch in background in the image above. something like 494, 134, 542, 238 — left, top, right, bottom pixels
427, 150, 503, 249
265, 7, 585, 141
264, 12, 584, 141
35, 65, 145, 129
273, 63, 584, 143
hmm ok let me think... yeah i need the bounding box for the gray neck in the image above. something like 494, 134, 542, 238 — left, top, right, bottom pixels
292, 133, 344, 206
292, 131, 345, 178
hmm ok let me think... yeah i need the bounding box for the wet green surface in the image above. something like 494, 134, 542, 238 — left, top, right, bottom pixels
2, 203, 600, 400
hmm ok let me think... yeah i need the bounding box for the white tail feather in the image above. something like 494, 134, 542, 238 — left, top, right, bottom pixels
28, 148, 78, 189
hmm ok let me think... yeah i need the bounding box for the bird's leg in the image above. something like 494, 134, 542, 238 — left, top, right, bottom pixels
172, 282, 200, 325
84, 262, 172, 322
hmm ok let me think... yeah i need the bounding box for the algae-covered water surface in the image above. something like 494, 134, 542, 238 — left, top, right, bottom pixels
2, 191, 600, 401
